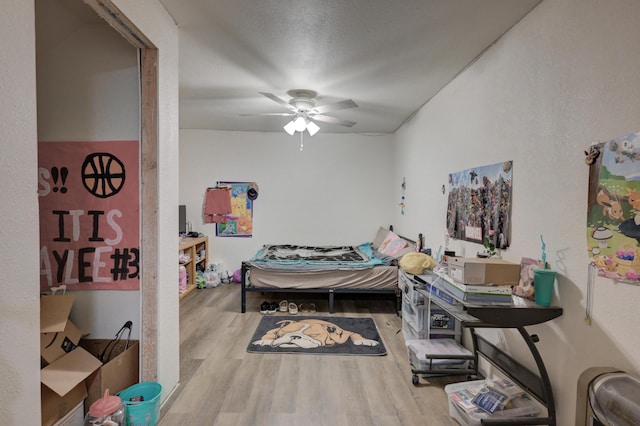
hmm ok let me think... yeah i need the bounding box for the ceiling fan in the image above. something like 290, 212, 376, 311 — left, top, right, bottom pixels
244, 89, 359, 136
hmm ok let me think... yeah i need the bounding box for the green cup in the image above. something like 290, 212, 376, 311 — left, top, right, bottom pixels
533, 269, 557, 307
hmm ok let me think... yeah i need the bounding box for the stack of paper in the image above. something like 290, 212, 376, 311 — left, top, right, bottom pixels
446, 377, 538, 419
433, 271, 513, 304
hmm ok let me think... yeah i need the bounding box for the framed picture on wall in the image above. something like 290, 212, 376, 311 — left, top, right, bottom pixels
215, 181, 253, 237
586, 131, 640, 283
446, 161, 513, 249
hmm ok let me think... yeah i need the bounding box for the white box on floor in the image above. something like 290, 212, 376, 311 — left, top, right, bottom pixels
53, 401, 83, 426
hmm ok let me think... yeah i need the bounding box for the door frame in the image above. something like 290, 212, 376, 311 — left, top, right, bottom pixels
84, 0, 159, 381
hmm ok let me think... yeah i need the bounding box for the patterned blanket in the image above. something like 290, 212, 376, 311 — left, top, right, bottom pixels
252, 242, 386, 266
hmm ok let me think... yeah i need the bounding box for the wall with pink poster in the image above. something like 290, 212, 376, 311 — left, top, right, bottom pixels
38, 140, 140, 290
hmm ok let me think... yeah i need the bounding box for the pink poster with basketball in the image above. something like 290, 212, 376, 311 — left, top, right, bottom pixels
38, 141, 140, 291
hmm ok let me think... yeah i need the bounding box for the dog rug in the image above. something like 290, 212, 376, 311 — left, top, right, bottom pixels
247, 316, 387, 356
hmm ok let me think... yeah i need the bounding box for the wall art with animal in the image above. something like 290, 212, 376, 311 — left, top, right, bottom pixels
587, 132, 640, 283
216, 181, 254, 237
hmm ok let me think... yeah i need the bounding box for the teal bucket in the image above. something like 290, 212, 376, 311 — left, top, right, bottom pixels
118, 381, 162, 426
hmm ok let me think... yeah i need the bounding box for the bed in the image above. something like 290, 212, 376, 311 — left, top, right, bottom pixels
241, 227, 415, 313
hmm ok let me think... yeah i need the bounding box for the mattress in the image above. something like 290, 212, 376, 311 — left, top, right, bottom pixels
243, 237, 413, 292
246, 264, 398, 290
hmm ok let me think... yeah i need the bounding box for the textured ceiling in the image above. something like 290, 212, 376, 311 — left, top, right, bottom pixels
160, 0, 541, 134
40, 0, 542, 134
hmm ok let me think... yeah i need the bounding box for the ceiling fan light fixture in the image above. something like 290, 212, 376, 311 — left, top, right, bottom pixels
283, 120, 296, 135
256, 90, 356, 138
306, 120, 320, 136
293, 116, 307, 132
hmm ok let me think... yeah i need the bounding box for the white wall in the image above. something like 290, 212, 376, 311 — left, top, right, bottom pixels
0, 1, 41, 425
0, 1, 179, 423
179, 130, 396, 273
393, 0, 640, 424
110, 0, 181, 403
36, 0, 142, 341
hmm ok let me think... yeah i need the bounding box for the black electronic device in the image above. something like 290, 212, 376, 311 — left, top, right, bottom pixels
179, 205, 186, 234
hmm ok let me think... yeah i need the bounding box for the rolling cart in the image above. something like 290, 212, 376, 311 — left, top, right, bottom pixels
409, 271, 563, 425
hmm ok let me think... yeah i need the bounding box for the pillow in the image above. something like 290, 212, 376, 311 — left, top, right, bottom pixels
392, 244, 416, 260
372, 226, 390, 250
378, 231, 408, 256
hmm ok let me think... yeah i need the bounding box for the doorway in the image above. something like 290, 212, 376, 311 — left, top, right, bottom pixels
35, 0, 160, 380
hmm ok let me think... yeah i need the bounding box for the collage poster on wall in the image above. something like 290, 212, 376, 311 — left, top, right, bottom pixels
587, 131, 640, 283
216, 181, 253, 237
446, 161, 513, 249
38, 140, 140, 291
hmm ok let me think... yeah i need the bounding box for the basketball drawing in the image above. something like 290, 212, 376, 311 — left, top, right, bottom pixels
81, 152, 126, 198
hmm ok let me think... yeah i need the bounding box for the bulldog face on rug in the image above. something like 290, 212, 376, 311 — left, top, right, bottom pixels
252, 319, 380, 349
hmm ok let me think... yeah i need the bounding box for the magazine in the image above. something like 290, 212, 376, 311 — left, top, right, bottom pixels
471, 377, 527, 413
471, 387, 509, 413
448, 386, 484, 413
488, 377, 527, 400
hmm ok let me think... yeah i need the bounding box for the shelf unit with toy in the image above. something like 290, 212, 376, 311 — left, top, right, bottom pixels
179, 236, 208, 301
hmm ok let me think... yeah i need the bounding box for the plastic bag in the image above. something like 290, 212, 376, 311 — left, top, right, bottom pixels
204, 271, 221, 288
195, 271, 206, 289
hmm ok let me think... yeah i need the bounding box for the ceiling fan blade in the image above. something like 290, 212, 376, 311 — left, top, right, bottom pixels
311, 114, 357, 127
311, 99, 358, 114
259, 92, 297, 112
239, 112, 295, 117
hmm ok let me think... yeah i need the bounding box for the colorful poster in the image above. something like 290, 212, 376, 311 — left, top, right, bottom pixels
446, 161, 513, 249
587, 132, 640, 283
216, 182, 253, 237
38, 141, 140, 291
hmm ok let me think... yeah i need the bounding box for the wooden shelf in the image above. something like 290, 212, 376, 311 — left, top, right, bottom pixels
179, 236, 208, 301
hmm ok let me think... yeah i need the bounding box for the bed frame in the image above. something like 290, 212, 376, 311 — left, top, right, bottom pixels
241, 229, 414, 314
240, 261, 402, 314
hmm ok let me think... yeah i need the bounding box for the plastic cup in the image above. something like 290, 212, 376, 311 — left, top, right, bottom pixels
533, 269, 557, 307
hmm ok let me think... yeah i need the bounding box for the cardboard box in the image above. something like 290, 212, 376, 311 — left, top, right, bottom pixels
41, 319, 83, 366
42, 381, 86, 426
40, 295, 102, 425
40, 294, 83, 369
40, 295, 140, 422
447, 257, 520, 285
53, 400, 84, 426
40, 295, 103, 397
79, 339, 140, 412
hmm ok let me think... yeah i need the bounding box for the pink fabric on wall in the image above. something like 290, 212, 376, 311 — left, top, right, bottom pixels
204, 213, 227, 223
204, 188, 232, 223
205, 188, 232, 214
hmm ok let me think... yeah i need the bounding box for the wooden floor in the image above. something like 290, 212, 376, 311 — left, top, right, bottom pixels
158, 284, 465, 426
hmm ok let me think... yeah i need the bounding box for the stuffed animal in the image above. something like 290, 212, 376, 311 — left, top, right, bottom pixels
515, 263, 536, 300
